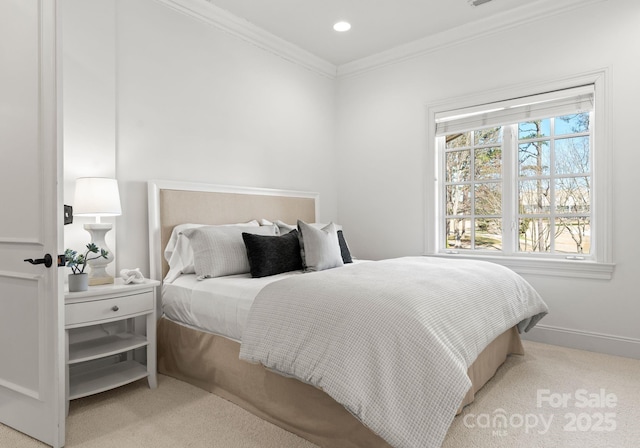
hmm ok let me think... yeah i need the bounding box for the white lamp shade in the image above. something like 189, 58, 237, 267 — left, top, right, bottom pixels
74, 177, 122, 217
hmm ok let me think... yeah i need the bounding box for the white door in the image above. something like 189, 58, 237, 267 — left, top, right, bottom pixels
0, 1, 65, 447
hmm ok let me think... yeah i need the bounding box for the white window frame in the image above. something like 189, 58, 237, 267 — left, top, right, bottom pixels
425, 70, 614, 279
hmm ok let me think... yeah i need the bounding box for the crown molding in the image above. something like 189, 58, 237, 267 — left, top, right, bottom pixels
337, 0, 607, 78
154, 0, 337, 78
153, 0, 605, 80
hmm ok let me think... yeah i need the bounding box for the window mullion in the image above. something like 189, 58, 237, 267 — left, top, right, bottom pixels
436, 136, 446, 253
549, 117, 557, 254
470, 133, 476, 250
502, 125, 517, 255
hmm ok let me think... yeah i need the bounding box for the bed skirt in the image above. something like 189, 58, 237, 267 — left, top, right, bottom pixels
157, 318, 524, 448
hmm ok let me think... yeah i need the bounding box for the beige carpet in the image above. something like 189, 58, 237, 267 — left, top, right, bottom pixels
2, 340, 639, 447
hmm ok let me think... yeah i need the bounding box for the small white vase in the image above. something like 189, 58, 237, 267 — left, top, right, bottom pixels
68, 273, 89, 292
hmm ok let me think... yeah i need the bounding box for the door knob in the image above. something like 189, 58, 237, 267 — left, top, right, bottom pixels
24, 254, 53, 268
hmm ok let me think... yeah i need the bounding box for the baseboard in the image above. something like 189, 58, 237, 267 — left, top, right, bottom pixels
522, 324, 640, 360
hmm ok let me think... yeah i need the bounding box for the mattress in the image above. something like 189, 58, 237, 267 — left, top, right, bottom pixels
163, 261, 369, 341
162, 270, 304, 341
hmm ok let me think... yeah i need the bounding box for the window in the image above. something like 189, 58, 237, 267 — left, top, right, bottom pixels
427, 74, 614, 279
443, 127, 504, 252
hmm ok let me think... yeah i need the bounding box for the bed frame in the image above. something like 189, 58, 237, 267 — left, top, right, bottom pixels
147, 180, 524, 448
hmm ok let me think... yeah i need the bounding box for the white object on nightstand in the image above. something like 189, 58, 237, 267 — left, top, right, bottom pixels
64, 278, 160, 414
120, 267, 145, 284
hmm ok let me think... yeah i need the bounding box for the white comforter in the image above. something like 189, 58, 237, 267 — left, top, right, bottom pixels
239, 257, 548, 448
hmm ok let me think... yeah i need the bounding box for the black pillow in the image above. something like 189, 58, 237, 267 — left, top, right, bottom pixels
242, 230, 303, 278
337, 230, 353, 264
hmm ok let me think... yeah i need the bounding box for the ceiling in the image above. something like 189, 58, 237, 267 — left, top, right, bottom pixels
204, 0, 538, 66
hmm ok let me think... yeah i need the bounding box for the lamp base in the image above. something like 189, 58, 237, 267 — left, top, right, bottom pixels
88, 273, 114, 286
84, 223, 115, 286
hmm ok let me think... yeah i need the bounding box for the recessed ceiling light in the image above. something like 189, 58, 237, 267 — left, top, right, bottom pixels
333, 21, 351, 32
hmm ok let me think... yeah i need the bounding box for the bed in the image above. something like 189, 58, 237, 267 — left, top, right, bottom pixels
147, 180, 548, 448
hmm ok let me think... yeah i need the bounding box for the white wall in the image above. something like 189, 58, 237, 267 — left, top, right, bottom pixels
62, 0, 337, 276
62, 0, 118, 278
335, 0, 640, 357
114, 0, 337, 275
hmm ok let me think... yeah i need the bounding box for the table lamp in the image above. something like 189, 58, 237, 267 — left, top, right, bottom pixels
73, 177, 122, 285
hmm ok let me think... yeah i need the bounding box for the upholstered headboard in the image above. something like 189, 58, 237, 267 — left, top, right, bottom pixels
147, 180, 318, 281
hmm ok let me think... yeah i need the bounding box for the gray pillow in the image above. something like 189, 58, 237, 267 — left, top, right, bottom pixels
337, 230, 353, 264
182, 225, 278, 279
297, 220, 344, 272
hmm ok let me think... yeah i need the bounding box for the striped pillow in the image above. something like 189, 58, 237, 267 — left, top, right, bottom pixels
182, 225, 278, 279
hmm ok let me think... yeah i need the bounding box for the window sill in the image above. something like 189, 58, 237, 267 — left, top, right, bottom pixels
427, 253, 615, 280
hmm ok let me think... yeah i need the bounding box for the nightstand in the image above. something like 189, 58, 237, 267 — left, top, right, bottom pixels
64, 278, 160, 413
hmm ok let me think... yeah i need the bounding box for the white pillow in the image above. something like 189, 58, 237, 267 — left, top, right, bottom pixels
312, 222, 343, 231
163, 220, 259, 283
275, 220, 342, 234
275, 220, 296, 234
182, 224, 278, 279
297, 220, 344, 272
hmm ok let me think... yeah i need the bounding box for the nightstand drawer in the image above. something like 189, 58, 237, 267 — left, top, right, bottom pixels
66, 291, 153, 326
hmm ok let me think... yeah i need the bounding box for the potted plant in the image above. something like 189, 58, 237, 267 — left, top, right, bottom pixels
65, 243, 109, 292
